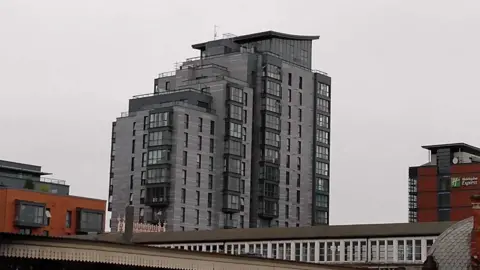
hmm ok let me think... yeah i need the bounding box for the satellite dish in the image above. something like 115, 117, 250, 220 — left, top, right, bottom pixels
453, 157, 459, 164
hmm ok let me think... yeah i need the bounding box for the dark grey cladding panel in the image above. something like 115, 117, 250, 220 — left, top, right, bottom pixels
204, 39, 241, 57
0, 160, 42, 172
314, 73, 331, 85
263, 54, 283, 66
128, 91, 213, 113
409, 167, 418, 179
436, 148, 452, 175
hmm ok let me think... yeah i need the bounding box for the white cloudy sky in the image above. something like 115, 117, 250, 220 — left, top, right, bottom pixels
1, 0, 479, 225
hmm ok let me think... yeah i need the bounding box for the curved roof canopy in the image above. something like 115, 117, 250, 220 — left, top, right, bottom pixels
192, 30, 320, 50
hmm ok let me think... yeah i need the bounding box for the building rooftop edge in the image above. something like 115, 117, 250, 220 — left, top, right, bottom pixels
0, 186, 106, 202
422, 142, 480, 155
192, 30, 320, 50
0, 164, 51, 176
83, 221, 454, 244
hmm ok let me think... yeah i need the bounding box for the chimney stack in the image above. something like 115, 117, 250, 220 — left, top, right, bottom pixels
122, 205, 134, 243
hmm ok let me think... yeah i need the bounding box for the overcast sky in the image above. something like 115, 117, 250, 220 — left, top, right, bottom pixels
1, 0, 479, 225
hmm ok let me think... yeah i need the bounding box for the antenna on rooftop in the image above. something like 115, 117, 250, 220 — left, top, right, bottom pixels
214, 25, 219, 40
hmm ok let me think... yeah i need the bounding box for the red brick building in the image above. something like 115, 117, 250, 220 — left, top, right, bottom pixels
0, 187, 106, 236
409, 143, 480, 222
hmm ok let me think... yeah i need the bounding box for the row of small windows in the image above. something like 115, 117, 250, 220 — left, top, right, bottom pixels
224, 157, 246, 176
316, 146, 329, 160
317, 99, 330, 113
265, 81, 281, 97
183, 133, 215, 152
228, 104, 243, 121
263, 114, 280, 130
263, 97, 281, 113
149, 112, 169, 128
316, 83, 330, 98
316, 162, 329, 176
148, 113, 216, 136
263, 148, 280, 164
148, 131, 171, 146
229, 86, 247, 105
316, 130, 329, 144
316, 114, 329, 128
316, 194, 328, 208
317, 178, 328, 192
224, 140, 247, 158
263, 66, 331, 99
287, 89, 302, 105
147, 150, 170, 165
263, 64, 281, 80
264, 132, 280, 147
227, 122, 247, 140
147, 88, 329, 131
182, 152, 214, 170
409, 178, 417, 193
157, 237, 434, 263
183, 114, 215, 135
287, 106, 303, 122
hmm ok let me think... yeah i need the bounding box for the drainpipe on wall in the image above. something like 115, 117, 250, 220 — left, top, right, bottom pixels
122, 205, 134, 243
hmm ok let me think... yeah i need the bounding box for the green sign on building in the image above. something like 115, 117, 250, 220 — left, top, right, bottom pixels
451, 177, 461, 188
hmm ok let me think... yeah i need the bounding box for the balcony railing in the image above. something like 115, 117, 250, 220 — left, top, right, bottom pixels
157, 71, 176, 78
40, 177, 66, 185
262, 51, 328, 76
116, 216, 166, 233
145, 177, 170, 185
119, 101, 215, 119
0, 172, 67, 186
133, 87, 211, 99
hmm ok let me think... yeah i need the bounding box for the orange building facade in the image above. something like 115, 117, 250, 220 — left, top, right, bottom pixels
409, 143, 480, 223
0, 187, 106, 236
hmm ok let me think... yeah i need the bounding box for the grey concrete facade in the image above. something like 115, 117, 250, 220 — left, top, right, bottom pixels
109, 31, 331, 231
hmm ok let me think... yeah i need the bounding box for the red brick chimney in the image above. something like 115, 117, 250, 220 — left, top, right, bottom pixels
471, 195, 480, 268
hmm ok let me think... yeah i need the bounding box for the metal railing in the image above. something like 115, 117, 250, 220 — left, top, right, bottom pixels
157, 62, 228, 79
132, 87, 211, 100
262, 51, 328, 76
119, 101, 215, 119
40, 177, 67, 185
0, 172, 67, 186
157, 71, 176, 78
312, 69, 329, 76
158, 48, 328, 83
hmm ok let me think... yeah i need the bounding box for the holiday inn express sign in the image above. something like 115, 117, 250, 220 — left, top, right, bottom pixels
451, 176, 478, 188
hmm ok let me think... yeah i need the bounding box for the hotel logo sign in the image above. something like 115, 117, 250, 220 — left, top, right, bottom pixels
451, 177, 478, 188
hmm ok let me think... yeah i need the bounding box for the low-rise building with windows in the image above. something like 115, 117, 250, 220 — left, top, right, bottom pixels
0, 187, 105, 236
83, 220, 452, 268
0, 159, 69, 195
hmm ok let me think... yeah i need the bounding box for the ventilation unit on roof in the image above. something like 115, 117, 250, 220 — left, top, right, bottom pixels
470, 156, 480, 163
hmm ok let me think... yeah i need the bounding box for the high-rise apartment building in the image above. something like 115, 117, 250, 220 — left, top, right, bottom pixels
409, 143, 480, 223
108, 31, 331, 231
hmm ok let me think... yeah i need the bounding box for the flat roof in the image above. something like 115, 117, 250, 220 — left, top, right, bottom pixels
422, 142, 480, 156
192, 30, 320, 50
0, 187, 105, 202
0, 159, 51, 175
78, 221, 453, 244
